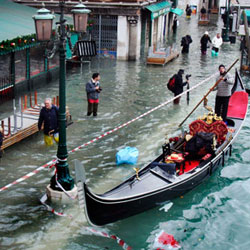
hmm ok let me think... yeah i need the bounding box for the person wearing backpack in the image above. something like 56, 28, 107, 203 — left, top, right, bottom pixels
172, 69, 189, 104
181, 35, 193, 53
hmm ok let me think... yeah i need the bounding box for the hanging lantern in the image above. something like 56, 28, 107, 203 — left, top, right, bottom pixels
71, 1, 91, 33
32, 4, 55, 41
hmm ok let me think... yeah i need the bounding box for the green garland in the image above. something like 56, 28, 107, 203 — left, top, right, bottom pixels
0, 34, 39, 54
0, 21, 95, 55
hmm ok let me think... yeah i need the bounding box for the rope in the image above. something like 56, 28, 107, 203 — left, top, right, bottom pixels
0, 72, 216, 193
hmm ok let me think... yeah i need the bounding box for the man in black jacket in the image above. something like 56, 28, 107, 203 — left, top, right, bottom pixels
181, 35, 192, 53
200, 31, 211, 55
38, 98, 59, 146
173, 69, 189, 104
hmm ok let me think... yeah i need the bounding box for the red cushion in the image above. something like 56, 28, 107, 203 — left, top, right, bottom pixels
189, 119, 228, 143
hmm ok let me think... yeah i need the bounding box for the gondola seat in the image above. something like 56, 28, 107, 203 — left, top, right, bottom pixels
151, 162, 176, 175
189, 119, 228, 144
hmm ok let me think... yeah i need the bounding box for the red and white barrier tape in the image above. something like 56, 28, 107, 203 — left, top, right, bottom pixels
0, 159, 57, 192
0, 73, 216, 193
40, 193, 73, 218
86, 227, 132, 250
55, 172, 77, 200
40, 194, 132, 249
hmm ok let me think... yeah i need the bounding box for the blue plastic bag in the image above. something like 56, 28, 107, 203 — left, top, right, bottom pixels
116, 146, 139, 165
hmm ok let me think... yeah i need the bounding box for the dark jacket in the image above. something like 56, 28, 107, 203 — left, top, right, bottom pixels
186, 7, 192, 16
0, 132, 3, 147
174, 72, 188, 95
201, 7, 206, 14
200, 35, 211, 51
38, 105, 59, 135
86, 80, 100, 100
172, 17, 178, 32
181, 35, 192, 53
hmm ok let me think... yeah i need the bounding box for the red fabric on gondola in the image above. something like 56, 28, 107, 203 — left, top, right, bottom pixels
227, 91, 248, 119
189, 119, 228, 144
179, 160, 200, 175
189, 120, 208, 135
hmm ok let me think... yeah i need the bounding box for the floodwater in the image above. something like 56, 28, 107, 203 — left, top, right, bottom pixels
1, 15, 250, 250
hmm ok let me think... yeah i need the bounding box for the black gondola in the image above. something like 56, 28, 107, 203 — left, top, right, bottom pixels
75, 70, 248, 226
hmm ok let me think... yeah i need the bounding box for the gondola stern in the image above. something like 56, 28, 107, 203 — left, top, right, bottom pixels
74, 159, 100, 227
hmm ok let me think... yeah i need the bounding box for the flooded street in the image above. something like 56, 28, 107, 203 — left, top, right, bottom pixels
1, 15, 250, 250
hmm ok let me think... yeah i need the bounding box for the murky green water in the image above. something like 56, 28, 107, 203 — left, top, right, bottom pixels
1, 15, 250, 250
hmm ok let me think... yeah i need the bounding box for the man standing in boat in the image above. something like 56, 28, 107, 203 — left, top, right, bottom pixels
214, 64, 234, 122
86, 73, 102, 117
38, 98, 59, 146
173, 69, 189, 104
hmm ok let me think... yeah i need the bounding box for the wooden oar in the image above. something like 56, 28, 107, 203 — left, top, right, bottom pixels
178, 58, 239, 127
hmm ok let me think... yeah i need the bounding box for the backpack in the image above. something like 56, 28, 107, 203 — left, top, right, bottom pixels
167, 75, 176, 93
185, 132, 215, 159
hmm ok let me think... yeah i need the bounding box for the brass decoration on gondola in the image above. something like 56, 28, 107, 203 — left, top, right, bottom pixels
199, 111, 223, 125
133, 167, 141, 181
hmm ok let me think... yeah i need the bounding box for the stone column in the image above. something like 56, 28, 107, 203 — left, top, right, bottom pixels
117, 15, 129, 60
157, 15, 163, 44
128, 16, 141, 61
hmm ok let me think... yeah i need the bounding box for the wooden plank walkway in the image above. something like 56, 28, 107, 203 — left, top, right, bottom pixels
146, 50, 179, 66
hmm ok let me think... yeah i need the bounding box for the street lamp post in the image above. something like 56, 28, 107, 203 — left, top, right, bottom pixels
33, 1, 90, 193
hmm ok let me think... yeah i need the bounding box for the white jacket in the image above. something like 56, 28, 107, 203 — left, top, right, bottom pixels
212, 36, 223, 48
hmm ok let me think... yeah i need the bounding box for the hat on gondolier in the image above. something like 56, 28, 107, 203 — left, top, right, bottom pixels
205, 31, 209, 35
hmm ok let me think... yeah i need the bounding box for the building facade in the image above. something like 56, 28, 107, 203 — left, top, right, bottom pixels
15, 0, 179, 61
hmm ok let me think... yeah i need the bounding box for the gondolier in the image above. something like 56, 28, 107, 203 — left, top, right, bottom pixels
214, 64, 234, 121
